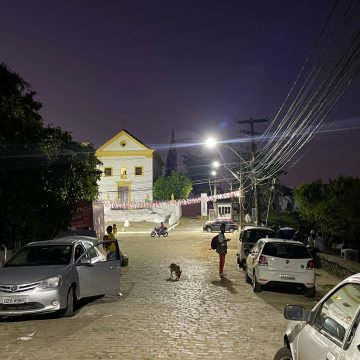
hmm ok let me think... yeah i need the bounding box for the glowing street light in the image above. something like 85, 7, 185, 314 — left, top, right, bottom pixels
205, 137, 217, 148
205, 137, 247, 228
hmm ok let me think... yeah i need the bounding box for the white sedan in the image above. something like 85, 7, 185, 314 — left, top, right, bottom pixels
244, 238, 315, 297
274, 273, 360, 360
0, 236, 120, 318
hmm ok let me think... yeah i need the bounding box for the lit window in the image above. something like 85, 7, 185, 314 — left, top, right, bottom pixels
135, 167, 143, 176
104, 168, 112, 176
121, 168, 127, 179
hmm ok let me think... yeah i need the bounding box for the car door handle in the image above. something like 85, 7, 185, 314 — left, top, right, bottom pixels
326, 352, 335, 360
110, 266, 120, 270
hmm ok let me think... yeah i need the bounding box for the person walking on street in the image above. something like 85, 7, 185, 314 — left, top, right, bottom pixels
216, 223, 231, 278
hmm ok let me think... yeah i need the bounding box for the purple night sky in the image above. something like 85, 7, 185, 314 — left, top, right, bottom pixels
1, 0, 359, 188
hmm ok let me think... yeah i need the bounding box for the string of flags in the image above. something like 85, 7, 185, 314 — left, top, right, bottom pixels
97, 190, 240, 210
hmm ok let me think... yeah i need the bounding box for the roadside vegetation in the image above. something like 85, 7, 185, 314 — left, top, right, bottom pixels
0, 63, 101, 249
294, 177, 360, 249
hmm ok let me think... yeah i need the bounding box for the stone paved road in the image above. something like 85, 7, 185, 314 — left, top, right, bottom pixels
0, 221, 343, 360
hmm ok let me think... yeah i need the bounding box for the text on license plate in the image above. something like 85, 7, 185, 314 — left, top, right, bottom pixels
1, 296, 27, 304
280, 275, 295, 280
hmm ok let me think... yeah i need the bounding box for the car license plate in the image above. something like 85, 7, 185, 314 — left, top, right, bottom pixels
1, 296, 27, 304
280, 275, 295, 280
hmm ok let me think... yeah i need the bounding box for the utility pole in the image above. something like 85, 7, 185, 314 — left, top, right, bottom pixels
238, 168, 243, 229
235, 118, 268, 226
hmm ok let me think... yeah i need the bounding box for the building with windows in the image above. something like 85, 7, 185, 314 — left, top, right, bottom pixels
96, 129, 163, 203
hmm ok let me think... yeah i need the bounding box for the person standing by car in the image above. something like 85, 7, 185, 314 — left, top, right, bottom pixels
293, 225, 307, 244
307, 229, 316, 248
314, 231, 325, 253
105, 225, 118, 261
216, 223, 231, 278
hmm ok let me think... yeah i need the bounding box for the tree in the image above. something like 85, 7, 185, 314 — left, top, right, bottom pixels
182, 151, 215, 195
154, 171, 192, 200
0, 63, 101, 248
164, 129, 177, 176
294, 176, 360, 248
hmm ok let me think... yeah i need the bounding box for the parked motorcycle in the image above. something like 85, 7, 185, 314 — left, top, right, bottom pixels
151, 226, 168, 237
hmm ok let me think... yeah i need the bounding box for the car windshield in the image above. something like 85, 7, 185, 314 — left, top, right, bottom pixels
243, 229, 275, 244
4, 245, 72, 266
277, 228, 295, 240
262, 243, 310, 259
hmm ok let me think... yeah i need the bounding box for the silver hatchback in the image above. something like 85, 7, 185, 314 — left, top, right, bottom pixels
0, 236, 121, 318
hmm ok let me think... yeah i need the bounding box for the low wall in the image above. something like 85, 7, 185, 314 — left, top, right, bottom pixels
104, 204, 182, 227
318, 252, 360, 279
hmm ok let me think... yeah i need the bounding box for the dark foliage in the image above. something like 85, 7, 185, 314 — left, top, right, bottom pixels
0, 63, 101, 249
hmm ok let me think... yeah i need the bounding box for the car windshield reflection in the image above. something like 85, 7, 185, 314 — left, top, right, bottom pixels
4, 245, 72, 266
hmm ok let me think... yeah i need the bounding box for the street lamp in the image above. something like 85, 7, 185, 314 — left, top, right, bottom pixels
211, 169, 233, 191
206, 138, 247, 228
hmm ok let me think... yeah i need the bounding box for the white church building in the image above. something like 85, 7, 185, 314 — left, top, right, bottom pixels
96, 129, 163, 203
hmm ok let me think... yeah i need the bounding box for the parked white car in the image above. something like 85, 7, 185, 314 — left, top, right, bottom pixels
237, 226, 276, 270
244, 238, 315, 297
274, 273, 360, 360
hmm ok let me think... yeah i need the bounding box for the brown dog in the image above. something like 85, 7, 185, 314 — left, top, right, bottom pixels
169, 263, 182, 280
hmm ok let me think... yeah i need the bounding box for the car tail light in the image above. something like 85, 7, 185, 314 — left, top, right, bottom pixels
307, 259, 315, 269
258, 255, 268, 266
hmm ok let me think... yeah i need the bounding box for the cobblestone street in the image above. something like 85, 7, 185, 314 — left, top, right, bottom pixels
0, 221, 342, 359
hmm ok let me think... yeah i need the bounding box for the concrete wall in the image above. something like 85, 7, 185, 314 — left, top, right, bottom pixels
104, 204, 182, 226
318, 252, 360, 279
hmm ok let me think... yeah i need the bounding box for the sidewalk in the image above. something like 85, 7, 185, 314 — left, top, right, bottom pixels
314, 267, 344, 300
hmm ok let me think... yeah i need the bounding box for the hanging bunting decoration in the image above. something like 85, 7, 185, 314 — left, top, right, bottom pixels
97, 190, 240, 210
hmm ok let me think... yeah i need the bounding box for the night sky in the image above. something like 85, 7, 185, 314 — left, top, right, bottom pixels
1, 0, 359, 188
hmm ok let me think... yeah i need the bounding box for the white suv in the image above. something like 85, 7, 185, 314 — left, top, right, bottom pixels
245, 238, 315, 297
274, 273, 360, 360
237, 226, 276, 270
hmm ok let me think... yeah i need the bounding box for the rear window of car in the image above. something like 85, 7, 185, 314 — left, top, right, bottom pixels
242, 229, 275, 243
262, 243, 310, 259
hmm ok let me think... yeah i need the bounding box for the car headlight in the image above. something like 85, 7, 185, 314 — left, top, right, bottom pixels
38, 276, 62, 288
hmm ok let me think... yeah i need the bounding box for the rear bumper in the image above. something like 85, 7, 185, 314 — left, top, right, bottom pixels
256, 269, 315, 289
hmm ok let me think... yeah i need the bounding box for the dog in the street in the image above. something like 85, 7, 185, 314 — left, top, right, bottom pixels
169, 263, 182, 281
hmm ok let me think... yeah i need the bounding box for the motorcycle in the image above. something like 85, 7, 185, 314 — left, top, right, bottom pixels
151, 226, 168, 237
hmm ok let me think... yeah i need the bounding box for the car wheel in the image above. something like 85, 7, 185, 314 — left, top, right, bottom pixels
63, 287, 75, 317
304, 287, 315, 298
207, 227, 212, 233
273, 346, 292, 360
252, 273, 262, 292
228, 228, 234, 233
244, 267, 251, 283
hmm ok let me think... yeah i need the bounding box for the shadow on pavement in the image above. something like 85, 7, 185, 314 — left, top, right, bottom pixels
211, 277, 238, 294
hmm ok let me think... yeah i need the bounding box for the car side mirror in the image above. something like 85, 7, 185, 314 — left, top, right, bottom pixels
284, 305, 306, 321
244, 248, 250, 256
